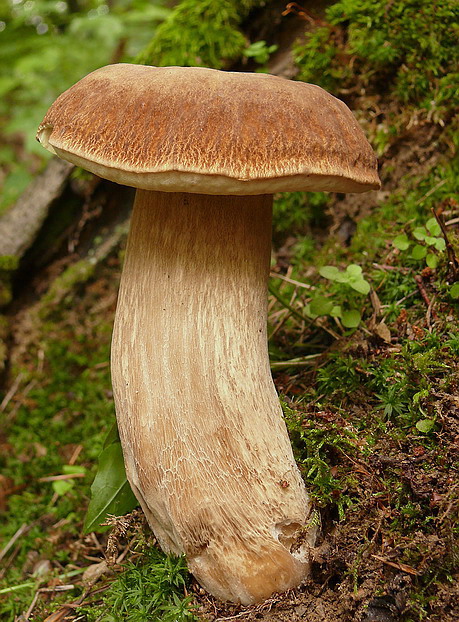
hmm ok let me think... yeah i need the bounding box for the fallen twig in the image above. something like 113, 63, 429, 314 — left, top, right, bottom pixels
431, 206, 459, 282
282, 2, 329, 27
372, 263, 410, 273
372, 554, 420, 575
24, 591, 40, 621
268, 282, 307, 324
38, 473, 85, 483
48, 444, 84, 506
39, 585, 76, 593
7, 379, 38, 421
414, 275, 438, 321
0, 545, 21, 580
25, 585, 76, 620
0, 523, 30, 564
270, 354, 322, 368
270, 271, 313, 289
0, 568, 86, 596
0, 373, 24, 412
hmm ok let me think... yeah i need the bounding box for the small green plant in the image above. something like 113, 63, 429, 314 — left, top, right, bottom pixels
83, 548, 197, 622
319, 264, 370, 295
352, 159, 459, 265
368, 336, 451, 431
306, 264, 370, 328
393, 217, 446, 268
450, 283, 459, 299
415, 417, 436, 434
51, 464, 87, 497
374, 382, 411, 420
316, 354, 362, 396
243, 40, 278, 64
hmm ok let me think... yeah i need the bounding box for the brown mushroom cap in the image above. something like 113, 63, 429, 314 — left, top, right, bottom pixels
37, 63, 380, 195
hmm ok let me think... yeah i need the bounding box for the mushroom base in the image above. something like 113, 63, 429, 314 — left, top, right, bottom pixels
111, 190, 316, 604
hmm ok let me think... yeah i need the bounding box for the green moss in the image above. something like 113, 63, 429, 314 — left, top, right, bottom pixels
0, 336, 114, 617
38, 259, 96, 317
294, 26, 349, 94
0, 314, 8, 372
284, 400, 361, 518
0, 281, 12, 308
0, 259, 116, 618
136, 0, 263, 68
0, 255, 19, 308
273, 191, 329, 237
81, 549, 197, 622
294, 0, 459, 114
2, 336, 113, 480
0, 255, 19, 271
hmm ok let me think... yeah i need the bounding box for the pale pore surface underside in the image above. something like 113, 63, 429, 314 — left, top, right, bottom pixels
111, 191, 315, 604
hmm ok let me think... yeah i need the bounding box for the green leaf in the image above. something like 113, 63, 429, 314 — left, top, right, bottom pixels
52, 479, 74, 496
103, 421, 121, 448
426, 217, 441, 236
434, 238, 446, 251
413, 227, 427, 241
62, 464, 86, 475
346, 264, 363, 276
84, 442, 138, 533
349, 278, 371, 295
319, 266, 341, 281
411, 244, 427, 260
450, 283, 459, 299
330, 305, 342, 317
304, 303, 318, 319
243, 40, 278, 64
393, 234, 410, 251
341, 309, 361, 328
426, 253, 438, 268
50, 465, 85, 496
309, 296, 334, 316
425, 235, 439, 247
416, 418, 435, 433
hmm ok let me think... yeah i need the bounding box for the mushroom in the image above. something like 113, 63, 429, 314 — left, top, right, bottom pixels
37, 64, 380, 604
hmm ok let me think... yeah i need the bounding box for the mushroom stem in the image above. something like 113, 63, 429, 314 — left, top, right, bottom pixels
111, 190, 315, 604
